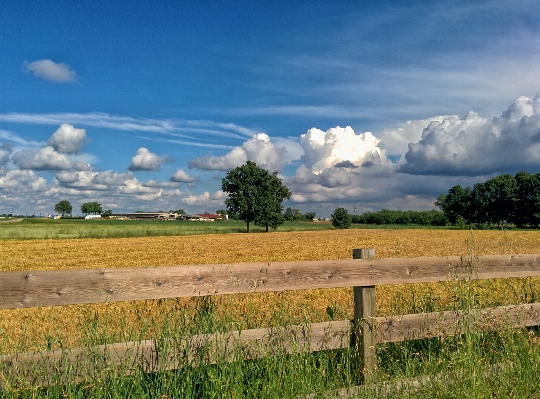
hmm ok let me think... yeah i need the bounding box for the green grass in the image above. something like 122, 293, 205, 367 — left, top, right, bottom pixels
2, 276, 540, 398
348, 223, 453, 230
0, 218, 333, 240
0, 218, 462, 240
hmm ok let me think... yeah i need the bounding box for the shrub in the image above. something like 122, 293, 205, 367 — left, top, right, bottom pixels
331, 207, 351, 229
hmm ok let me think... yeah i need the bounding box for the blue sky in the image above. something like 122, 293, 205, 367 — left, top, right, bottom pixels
1, 1, 540, 217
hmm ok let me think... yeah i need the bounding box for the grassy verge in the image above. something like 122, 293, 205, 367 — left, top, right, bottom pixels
2, 277, 540, 398
2, 218, 537, 241
0, 218, 334, 240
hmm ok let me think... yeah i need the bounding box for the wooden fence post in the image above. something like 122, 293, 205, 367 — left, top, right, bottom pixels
352, 248, 377, 382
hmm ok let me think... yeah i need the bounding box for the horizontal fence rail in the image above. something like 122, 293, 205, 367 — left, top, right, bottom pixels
1, 254, 540, 309
3, 303, 540, 388
2, 251, 540, 390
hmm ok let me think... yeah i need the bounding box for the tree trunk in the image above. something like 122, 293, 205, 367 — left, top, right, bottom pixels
246, 221, 250, 233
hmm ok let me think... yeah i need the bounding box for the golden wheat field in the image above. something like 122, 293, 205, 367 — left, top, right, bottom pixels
1, 228, 540, 354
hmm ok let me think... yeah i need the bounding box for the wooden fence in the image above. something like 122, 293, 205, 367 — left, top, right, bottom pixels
2, 249, 540, 389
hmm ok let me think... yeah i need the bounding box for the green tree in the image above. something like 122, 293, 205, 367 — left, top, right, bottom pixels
215, 209, 228, 220
255, 173, 291, 231
221, 161, 291, 233
512, 171, 540, 227
303, 211, 317, 221
331, 207, 351, 229
468, 182, 489, 225
488, 174, 518, 228
54, 200, 72, 217
101, 209, 113, 217
283, 207, 303, 221
471, 174, 517, 229
436, 185, 472, 224
80, 201, 103, 215
283, 207, 294, 221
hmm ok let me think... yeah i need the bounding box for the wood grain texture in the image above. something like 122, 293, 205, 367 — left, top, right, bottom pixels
0, 320, 351, 388
2, 254, 540, 309
3, 303, 538, 389
377, 303, 540, 343
352, 248, 377, 381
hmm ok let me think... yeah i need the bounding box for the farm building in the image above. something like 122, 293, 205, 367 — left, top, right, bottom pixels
182, 213, 226, 221
106, 212, 226, 221
84, 214, 102, 220
109, 212, 179, 220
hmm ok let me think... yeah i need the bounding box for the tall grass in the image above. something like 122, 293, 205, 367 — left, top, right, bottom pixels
1, 296, 361, 398
2, 279, 540, 398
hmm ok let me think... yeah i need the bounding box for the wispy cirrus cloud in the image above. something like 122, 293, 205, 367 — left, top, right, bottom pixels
0, 113, 175, 133
0, 130, 45, 147
225, 105, 368, 119
0, 113, 259, 140
139, 136, 234, 150
182, 120, 258, 137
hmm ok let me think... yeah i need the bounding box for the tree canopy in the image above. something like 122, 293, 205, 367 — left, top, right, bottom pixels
221, 161, 291, 232
352, 209, 447, 226
215, 209, 228, 218
437, 171, 540, 229
283, 207, 303, 221
54, 200, 72, 217
331, 207, 351, 229
80, 201, 103, 215
303, 211, 317, 221
435, 185, 472, 224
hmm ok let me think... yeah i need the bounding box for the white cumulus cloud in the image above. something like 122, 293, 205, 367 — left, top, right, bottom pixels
24, 59, 76, 82
47, 124, 87, 154
379, 116, 455, 156
135, 189, 164, 201
169, 169, 196, 183
181, 190, 227, 207
0, 170, 47, 192
55, 170, 131, 191
300, 126, 388, 174
144, 179, 182, 188
0, 143, 12, 167
399, 93, 540, 176
128, 147, 173, 171
188, 133, 287, 171
119, 178, 160, 195
13, 146, 74, 171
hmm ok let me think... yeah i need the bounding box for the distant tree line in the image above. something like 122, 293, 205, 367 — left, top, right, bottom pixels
283, 207, 317, 222
53, 200, 113, 218
351, 209, 447, 226
436, 171, 540, 229
226, 206, 317, 223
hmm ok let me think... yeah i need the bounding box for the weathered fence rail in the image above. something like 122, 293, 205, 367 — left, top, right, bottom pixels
3, 253, 540, 309
2, 251, 540, 389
